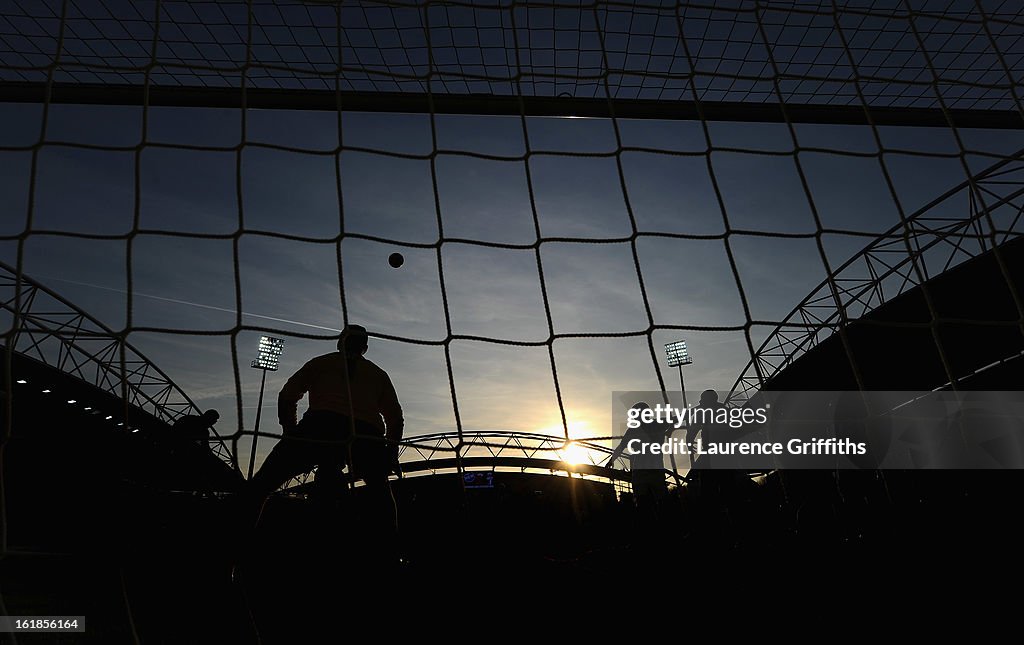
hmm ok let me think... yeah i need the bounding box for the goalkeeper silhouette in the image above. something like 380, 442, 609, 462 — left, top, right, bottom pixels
241, 325, 404, 562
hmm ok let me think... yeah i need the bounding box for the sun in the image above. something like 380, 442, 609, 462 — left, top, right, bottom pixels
557, 441, 592, 467
535, 418, 595, 466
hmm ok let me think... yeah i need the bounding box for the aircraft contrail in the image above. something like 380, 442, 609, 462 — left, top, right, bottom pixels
39, 276, 343, 334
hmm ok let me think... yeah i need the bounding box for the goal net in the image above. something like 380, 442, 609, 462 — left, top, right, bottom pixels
2, 0, 1024, 486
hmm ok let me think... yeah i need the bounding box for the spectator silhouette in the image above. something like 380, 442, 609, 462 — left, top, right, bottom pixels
686, 389, 727, 469
173, 409, 220, 447
685, 389, 744, 543
241, 325, 404, 566
606, 402, 671, 517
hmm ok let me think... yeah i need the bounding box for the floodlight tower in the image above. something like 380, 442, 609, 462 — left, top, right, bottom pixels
663, 340, 693, 485
247, 335, 284, 479
665, 340, 693, 410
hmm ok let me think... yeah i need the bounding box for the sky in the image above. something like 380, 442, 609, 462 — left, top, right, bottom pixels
2, 0, 1022, 475
3, 100, 1024, 470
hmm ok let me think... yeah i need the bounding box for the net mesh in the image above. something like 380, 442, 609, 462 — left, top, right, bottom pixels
5, 1, 1024, 636
3, 0, 1024, 110
3, 0, 1024, 522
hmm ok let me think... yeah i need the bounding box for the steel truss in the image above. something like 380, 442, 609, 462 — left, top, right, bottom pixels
0, 261, 236, 471
286, 430, 676, 493
727, 148, 1024, 407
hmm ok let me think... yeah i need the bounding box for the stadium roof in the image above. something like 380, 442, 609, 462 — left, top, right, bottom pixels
0, 260, 237, 471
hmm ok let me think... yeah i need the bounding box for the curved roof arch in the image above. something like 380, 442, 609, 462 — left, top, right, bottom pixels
0, 261, 235, 470
284, 430, 680, 491
727, 147, 1024, 405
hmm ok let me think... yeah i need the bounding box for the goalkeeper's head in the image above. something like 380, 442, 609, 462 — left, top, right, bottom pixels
338, 324, 369, 356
